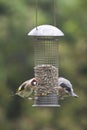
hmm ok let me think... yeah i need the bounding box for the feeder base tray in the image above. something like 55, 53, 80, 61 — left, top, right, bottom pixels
32, 104, 60, 107
32, 94, 60, 107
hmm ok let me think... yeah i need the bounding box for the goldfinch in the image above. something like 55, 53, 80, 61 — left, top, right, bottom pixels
16, 78, 37, 98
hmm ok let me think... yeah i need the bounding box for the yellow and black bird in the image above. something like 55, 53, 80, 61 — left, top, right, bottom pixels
16, 78, 37, 98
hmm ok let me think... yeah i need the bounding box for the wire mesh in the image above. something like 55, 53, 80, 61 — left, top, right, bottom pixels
33, 94, 60, 107
32, 37, 60, 107
34, 38, 59, 67
28, 25, 64, 107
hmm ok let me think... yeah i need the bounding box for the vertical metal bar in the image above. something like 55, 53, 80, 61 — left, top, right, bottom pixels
36, 0, 38, 30
53, 0, 56, 26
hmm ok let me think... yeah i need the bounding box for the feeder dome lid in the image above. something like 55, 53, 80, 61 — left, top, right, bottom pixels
28, 25, 64, 37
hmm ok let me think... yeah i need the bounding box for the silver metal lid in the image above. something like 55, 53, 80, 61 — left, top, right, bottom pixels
28, 25, 64, 37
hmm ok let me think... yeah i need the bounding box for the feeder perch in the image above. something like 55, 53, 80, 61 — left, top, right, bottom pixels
28, 24, 64, 107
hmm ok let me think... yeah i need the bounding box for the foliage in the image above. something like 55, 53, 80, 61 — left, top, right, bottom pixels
0, 0, 87, 130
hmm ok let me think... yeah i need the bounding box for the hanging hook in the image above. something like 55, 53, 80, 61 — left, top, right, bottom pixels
36, 0, 38, 30
36, 0, 56, 28
53, 0, 56, 26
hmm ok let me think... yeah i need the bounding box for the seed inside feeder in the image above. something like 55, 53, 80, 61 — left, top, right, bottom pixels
34, 64, 58, 96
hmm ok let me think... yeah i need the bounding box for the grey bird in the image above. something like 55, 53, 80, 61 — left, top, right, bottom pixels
55, 77, 79, 99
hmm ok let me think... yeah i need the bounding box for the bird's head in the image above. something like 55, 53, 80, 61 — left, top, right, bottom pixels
31, 78, 38, 87
60, 83, 78, 98
58, 77, 79, 98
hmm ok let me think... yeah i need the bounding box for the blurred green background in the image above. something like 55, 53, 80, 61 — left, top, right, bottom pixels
0, 0, 87, 130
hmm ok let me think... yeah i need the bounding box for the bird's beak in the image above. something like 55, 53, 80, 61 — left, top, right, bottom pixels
70, 92, 79, 98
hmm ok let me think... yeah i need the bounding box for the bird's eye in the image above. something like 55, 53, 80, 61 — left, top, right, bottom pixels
60, 83, 68, 88
65, 87, 71, 92
60, 83, 71, 92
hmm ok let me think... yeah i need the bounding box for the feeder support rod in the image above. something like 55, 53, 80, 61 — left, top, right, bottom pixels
36, 0, 56, 29
36, 0, 38, 30
53, 0, 56, 26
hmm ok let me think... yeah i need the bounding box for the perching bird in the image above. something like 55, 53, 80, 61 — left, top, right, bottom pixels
55, 77, 79, 99
16, 78, 37, 98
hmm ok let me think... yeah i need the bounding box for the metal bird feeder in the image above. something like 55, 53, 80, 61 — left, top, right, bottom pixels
28, 0, 64, 107
28, 25, 64, 107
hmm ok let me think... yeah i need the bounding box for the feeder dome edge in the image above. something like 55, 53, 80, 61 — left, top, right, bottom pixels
28, 25, 64, 37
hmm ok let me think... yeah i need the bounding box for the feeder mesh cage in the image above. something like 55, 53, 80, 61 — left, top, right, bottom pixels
33, 38, 60, 107
34, 39, 58, 67
28, 25, 64, 107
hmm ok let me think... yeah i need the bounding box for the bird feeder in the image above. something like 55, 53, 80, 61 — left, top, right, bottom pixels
28, 24, 64, 107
